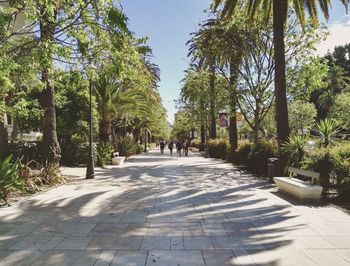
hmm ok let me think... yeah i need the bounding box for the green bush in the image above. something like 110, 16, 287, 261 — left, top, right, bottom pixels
282, 135, 309, 169
231, 140, 252, 165
135, 144, 143, 154
305, 148, 337, 197
190, 138, 205, 151
60, 139, 89, 166
305, 142, 350, 197
116, 136, 137, 157
96, 142, 114, 167
338, 179, 350, 199
0, 156, 25, 205
247, 141, 278, 175
208, 139, 230, 160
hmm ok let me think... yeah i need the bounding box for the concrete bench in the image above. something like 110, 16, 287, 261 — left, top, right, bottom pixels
274, 167, 322, 202
111, 156, 125, 165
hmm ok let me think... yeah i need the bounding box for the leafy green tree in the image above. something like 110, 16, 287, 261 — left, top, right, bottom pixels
288, 57, 328, 101
289, 100, 317, 134
329, 92, 350, 130
312, 64, 350, 119
171, 110, 194, 140
324, 43, 350, 75
55, 70, 99, 143
213, 0, 350, 148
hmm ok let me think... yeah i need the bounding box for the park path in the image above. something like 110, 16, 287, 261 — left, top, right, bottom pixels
1, 149, 350, 265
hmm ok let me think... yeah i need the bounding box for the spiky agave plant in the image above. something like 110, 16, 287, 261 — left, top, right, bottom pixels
312, 119, 341, 148
282, 134, 309, 168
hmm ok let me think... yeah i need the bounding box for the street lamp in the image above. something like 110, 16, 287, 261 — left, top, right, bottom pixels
86, 63, 97, 179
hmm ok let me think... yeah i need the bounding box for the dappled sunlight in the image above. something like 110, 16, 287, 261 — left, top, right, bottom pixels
1, 150, 350, 264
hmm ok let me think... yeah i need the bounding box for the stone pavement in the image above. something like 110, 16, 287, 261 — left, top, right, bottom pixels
1, 150, 350, 265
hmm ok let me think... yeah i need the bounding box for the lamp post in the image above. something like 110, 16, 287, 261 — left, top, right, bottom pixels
86, 63, 97, 179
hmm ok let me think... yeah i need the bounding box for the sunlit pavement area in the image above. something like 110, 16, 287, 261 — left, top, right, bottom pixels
1, 150, 350, 265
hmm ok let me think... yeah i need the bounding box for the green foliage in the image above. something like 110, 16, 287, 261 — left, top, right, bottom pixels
55, 71, 99, 140
328, 92, 350, 130
305, 148, 337, 196
208, 139, 230, 160
8, 141, 41, 163
282, 135, 309, 168
289, 101, 317, 134
60, 138, 89, 166
288, 57, 328, 101
171, 110, 193, 140
135, 144, 143, 155
96, 142, 114, 167
116, 136, 138, 157
312, 119, 341, 148
338, 179, 350, 200
304, 142, 350, 197
246, 141, 278, 175
231, 140, 253, 165
0, 156, 24, 205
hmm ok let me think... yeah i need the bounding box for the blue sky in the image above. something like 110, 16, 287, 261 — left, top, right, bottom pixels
121, 1, 350, 124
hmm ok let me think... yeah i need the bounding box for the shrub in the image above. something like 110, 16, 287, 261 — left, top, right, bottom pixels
338, 179, 350, 199
191, 138, 205, 151
96, 142, 114, 167
231, 140, 252, 165
247, 141, 278, 175
60, 139, 89, 166
135, 144, 143, 154
312, 119, 341, 148
282, 135, 309, 169
304, 141, 350, 198
305, 148, 337, 197
116, 136, 137, 157
208, 139, 229, 160
0, 156, 25, 205
8, 141, 41, 163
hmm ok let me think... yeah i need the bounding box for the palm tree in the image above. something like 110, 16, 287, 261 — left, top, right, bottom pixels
213, 0, 350, 148
188, 26, 220, 139
202, 16, 246, 152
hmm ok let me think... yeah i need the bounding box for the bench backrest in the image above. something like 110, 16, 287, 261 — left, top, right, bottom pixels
288, 167, 320, 184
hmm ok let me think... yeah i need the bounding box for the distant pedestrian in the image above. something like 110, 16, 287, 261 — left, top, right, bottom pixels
160, 140, 165, 154
183, 141, 189, 156
168, 141, 174, 155
176, 141, 183, 157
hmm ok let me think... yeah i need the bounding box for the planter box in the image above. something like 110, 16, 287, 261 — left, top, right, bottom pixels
112, 156, 126, 165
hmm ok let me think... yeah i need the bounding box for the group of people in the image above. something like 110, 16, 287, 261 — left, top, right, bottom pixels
159, 140, 189, 157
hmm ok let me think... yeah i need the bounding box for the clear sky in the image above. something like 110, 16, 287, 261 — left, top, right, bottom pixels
121, 1, 350, 124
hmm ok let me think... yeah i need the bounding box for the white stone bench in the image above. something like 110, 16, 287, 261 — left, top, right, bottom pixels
274, 167, 322, 202
111, 156, 125, 165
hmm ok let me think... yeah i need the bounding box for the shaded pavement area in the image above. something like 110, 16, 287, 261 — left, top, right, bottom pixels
1, 149, 350, 265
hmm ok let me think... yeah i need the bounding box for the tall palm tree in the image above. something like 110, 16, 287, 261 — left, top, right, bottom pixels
213, 0, 350, 148
188, 27, 220, 139
201, 16, 246, 152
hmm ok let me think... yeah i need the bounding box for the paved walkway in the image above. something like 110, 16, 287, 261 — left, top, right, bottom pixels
1, 150, 350, 265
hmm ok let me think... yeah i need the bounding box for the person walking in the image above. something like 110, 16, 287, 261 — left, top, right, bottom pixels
168, 141, 174, 155
176, 140, 183, 157
160, 140, 165, 154
183, 140, 189, 156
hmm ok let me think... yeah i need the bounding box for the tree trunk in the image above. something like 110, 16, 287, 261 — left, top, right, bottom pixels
99, 119, 111, 143
209, 64, 216, 139
0, 121, 9, 160
40, 8, 60, 164
273, 0, 289, 147
11, 117, 18, 141
200, 124, 205, 145
229, 58, 239, 153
